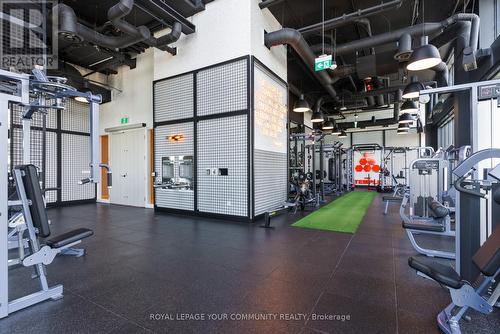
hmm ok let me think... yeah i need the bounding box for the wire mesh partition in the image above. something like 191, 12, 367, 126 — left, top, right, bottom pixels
153, 56, 250, 219
154, 73, 194, 122
197, 59, 248, 117
9, 99, 95, 206
61, 133, 95, 202
197, 115, 248, 217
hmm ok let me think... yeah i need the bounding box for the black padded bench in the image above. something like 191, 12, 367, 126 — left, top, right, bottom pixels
402, 220, 446, 232
16, 164, 94, 250
408, 256, 463, 288
45, 228, 93, 248
409, 225, 499, 286
408, 225, 500, 334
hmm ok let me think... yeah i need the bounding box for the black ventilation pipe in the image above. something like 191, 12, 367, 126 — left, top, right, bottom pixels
431, 62, 449, 87
311, 45, 449, 88
57, 3, 150, 49
265, 28, 339, 101
108, 0, 182, 53
333, 14, 479, 57
151, 22, 182, 51
108, 0, 145, 37
57, 2, 181, 54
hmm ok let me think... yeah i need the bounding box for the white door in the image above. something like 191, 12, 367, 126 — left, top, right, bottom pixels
109, 128, 146, 207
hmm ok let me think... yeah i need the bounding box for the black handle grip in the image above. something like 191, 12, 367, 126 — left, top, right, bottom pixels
79, 178, 91, 185
107, 172, 112, 188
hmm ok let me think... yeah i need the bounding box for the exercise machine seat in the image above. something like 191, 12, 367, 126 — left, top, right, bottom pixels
15, 165, 51, 237
45, 228, 93, 248
472, 225, 500, 277
408, 256, 463, 289
428, 199, 449, 218
402, 220, 445, 232
382, 196, 403, 202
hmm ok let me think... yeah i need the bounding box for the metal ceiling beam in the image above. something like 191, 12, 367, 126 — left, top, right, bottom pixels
297, 0, 403, 37
135, 0, 196, 34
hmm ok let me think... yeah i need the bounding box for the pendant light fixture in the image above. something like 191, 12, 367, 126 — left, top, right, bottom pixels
406, 39, 441, 71
75, 96, 89, 103
332, 123, 341, 135
400, 100, 419, 113
397, 128, 409, 135
398, 112, 414, 124
340, 98, 347, 111
398, 122, 410, 131
406, 1, 441, 71
322, 120, 334, 130
402, 77, 425, 99
311, 109, 325, 123
293, 94, 311, 112
338, 129, 348, 138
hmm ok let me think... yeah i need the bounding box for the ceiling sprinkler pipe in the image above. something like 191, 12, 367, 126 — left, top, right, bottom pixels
298, 0, 403, 37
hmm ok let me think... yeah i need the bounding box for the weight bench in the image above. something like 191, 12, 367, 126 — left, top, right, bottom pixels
7, 165, 93, 314
408, 225, 500, 334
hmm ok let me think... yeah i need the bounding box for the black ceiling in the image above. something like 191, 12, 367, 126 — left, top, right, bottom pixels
58, 0, 213, 75
267, 0, 475, 102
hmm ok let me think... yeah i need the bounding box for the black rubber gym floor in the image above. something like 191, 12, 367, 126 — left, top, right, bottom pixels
1, 193, 498, 333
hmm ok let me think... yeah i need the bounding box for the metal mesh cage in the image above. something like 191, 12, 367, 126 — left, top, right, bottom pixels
44, 131, 57, 203
61, 133, 95, 202
154, 74, 194, 122
197, 59, 248, 116
61, 99, 90, 133
197, 115, 248, 217
254, 150, 287, 216
10, 100, 57, 129
9, 97, 93, 205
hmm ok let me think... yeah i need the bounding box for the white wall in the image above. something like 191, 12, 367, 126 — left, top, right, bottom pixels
250, 1, 287, 80
90, 0, 286, 205
154, 0, 286, 81
99, 49, 154, 132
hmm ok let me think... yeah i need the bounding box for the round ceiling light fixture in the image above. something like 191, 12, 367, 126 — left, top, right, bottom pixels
400, 100, 419, 113
407, 41, 441, 71
402, 81, 425, 99
293, 94, 311, 113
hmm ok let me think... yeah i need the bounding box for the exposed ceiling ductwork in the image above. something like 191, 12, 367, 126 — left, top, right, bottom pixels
266, 10, 480, 113
56, 1, 182, 55
264, 28, 340, 101
50, 0, 210, 75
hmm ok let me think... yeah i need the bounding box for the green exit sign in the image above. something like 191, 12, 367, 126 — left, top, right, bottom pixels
120, 117, 129, 124
315, 54, 332, 72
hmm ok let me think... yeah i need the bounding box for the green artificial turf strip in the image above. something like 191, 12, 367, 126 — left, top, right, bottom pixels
292, 191, 377, 234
